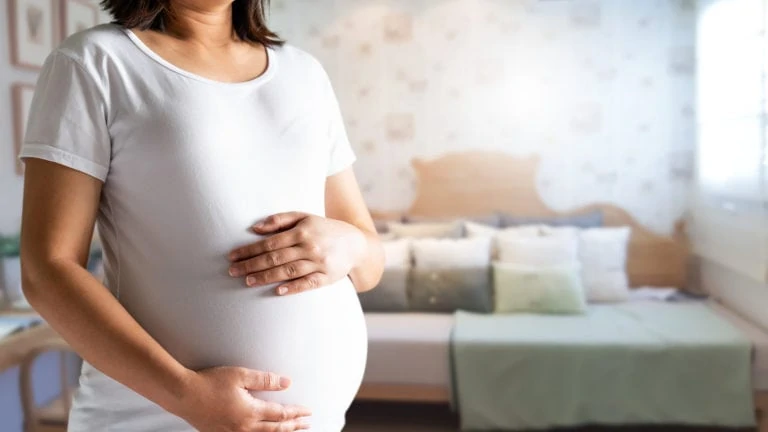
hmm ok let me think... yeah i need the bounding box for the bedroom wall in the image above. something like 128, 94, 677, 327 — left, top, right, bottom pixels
0, 0, 109, 236
269, 0, 698, 236
0, 0, 40, 236
0, 0, 698, 237
700, 257, 768, 332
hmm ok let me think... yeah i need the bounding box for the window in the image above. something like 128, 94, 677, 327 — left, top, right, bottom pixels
693, 0, 768, 282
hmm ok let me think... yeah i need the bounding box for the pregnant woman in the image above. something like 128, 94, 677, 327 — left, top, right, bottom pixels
17, 0, 384, 431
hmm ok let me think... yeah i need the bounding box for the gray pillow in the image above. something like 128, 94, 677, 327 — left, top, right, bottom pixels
408, 267, 493, 313
373, 219, 391, 233
358, 267, 409, 312
403, 213, 502, 228
501, 210, 603, 229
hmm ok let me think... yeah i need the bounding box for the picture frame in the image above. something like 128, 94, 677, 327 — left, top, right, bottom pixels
62, 0, 97, 40
12, 84, 36, 176
7, 0, 56, 70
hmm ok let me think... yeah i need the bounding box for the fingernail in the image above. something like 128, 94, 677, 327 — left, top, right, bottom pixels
228, 252, 238, 261
279, 376, 291, 388
277, 286, 288, 295
246, 276, 256, 286
228, 267, 239, 277
252, 222, 265, 230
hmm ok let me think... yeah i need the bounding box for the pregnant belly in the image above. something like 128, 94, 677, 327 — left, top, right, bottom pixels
116, 268, 368, 427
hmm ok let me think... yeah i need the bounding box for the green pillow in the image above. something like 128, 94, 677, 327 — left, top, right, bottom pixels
493, 262, 586, 314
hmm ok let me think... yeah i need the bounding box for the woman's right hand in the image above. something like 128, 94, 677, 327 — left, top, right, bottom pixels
173, 366, 312, 431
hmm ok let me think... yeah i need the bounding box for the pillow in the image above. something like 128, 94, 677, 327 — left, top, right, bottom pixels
496, 234, 579, 267
539, 225, 580, 238
408, 267, 493, 313
411, 237, 493, 269
404, 213, 502, 228
463, 221, 544, 239
358, 267, 409, 312
378, 232, 397, 241
387, 221, 463, 239
582, 270, 630, 303
501, 210, 603, 229
464, 221, 546, 260
382, 238, 411, 268
493, 262, 586, 314
579, 227, 631, 302
374, 219, 391, 234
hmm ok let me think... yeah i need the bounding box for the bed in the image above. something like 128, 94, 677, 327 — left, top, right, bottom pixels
360, 151, 768, 431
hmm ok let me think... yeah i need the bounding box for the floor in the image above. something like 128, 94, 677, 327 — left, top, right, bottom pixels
343, 402, 755, 432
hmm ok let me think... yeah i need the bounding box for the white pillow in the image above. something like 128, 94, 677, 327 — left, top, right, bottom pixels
382, 239, 411, 269
583, 270, 630, 303
378, 232, 397, 241
578, 227, 631, 302
387, 221, 463, 239
411, 237, 493, 269
464, 221, 544, 239
496, 234, 579, 267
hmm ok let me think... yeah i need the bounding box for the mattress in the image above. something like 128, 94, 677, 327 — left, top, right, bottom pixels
709, 301, 768, 390
363, 312, 454, 387
362, 300, 768, 391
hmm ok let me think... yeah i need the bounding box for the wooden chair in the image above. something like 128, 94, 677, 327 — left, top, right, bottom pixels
19, 338, 77, 432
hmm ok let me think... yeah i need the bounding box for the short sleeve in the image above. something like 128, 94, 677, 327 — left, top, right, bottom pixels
18, 51, 111, 182
320, 67, 356, 177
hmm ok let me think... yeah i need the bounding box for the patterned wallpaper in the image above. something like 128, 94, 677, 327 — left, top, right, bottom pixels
269, 0, 697, 235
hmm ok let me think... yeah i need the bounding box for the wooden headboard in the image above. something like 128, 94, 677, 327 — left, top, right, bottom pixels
370, 151, 690, 288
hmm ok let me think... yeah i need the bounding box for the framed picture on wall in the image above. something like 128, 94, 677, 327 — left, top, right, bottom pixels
12, 84, 36, 176
62, 0, 97, 39
8, 0, 56, 70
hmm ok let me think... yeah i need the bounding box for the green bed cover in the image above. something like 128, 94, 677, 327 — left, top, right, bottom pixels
452, 302, 755, 430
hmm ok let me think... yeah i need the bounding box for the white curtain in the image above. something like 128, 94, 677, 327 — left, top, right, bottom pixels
692, 0, 768, 282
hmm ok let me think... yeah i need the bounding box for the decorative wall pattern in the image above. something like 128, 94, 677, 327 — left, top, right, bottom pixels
269, 0, 697, 235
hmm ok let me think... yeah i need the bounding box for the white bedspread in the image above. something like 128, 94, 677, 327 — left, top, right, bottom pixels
363, 313, 453, 387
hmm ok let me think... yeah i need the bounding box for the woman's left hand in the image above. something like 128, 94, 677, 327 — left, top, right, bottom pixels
227, 212, 367, 296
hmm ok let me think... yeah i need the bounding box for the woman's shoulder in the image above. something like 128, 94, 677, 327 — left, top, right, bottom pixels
53, 24, 131, 67
270, 42, 332, 82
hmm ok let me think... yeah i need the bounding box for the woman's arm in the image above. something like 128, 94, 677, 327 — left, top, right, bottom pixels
324, 168, 384, 293
20, 159, 309, 431
20, 159, 191, 412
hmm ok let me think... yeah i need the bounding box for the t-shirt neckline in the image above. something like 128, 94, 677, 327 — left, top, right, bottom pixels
121, 26, 277, 88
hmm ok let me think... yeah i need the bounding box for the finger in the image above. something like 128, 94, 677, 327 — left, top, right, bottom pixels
229, 231, 300, 263
251, 212, 309, 234
229, 247, 306, 277
258, 401, 313, 422
246, 260, 317, 287
241, 369, 291, 391
294, 420, 311, 431
254, 419, 312, 432
275, 272, 327, 296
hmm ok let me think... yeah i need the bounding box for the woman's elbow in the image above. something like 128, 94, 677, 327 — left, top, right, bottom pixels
20, 254, 48, 302
355, 239, 385, 293
18, 249, 66, 303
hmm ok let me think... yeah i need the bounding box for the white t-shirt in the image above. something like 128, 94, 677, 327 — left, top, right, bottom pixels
19, 24, 367, 432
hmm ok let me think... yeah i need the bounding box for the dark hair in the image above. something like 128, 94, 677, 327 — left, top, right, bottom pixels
100, 0, 283, 46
